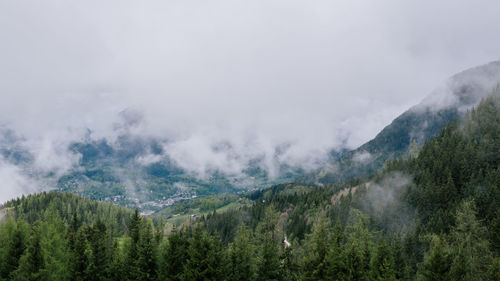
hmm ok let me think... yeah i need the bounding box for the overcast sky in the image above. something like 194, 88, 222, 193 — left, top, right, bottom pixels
1, 0, 500, 177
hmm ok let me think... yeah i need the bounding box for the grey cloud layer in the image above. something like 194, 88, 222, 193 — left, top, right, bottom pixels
1, 0, 500, 199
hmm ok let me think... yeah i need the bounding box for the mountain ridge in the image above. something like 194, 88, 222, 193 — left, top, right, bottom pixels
1, 61, 500, 211
305, 60, 500, 185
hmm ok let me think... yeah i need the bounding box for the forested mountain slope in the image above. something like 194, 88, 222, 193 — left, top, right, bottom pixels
2, 62, 499, 214
307, 60, 500, 185
1, 192, 133, 236
1, 88, 500, 280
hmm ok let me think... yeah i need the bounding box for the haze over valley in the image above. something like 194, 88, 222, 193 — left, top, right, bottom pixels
2, 1, 500, 207
1, 2, 500, 280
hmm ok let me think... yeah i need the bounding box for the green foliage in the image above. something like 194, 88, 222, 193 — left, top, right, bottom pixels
448, 200, 491, 281
256, 235, 280, 281
182, 228, 226, 281
371, 240, 395, 281
2, 89, 500, 280
418, 236, 451, 281
2, 191, 133, 236
488, 258, 500, 281
0, 218, 28, 280
136, 223, 157, 281
13, 224, 46, 281
158, 227, 189, 281
228, 227, 255, 281
302, 220, 331, 281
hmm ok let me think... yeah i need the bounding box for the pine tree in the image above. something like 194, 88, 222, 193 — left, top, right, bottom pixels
67, 212, 81, 280
125, 209, 141, 281
391, 236, 409, 280
0, 220, 27, 280
419, 236, 450, 281
343, 239, 367, 281
488, 258, 500, 281
371, 240, 395, 281
154, 219, 164, 246
302, 220, 330, 281
182, 228, 225, 281
343, 210, 372, 281
449, 200, 491, 281
137, 222, 157, 281
38, 209, 71, 281
325, 219, 345, 281
87, 220, 111, 281
129, 209, 141, 247
13, 225, 46, 281
256, 235, 280, 281
228, 227, 255, 281
108, 240, 126, 281
67, 213, 79, 251
279, 245, 298, 281
70, 229, 89, 281
159, 226, 189, 281
490, 209, 500, 255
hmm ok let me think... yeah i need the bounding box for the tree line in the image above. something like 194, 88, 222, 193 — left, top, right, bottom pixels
2, 91, 500, 280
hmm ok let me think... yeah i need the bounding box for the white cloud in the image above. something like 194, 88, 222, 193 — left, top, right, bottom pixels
0, 0, 500, 190
352, 151, 372, 164
0, 158, 38, 204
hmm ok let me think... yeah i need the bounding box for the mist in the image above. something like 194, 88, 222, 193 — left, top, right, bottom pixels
1, 0, 500, 200
0, 158, 38, 203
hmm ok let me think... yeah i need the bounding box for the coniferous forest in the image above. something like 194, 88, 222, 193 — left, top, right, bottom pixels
1, 92, 500, 280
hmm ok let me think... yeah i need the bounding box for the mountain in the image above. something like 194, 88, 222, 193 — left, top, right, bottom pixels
56, 133, 300, 212
0, 126, 298, 211
46, 60, 500, 209
2, 61, 500, 212
0, 127, 32, 166
2, 88, 500, 280
306, 60, 500, 185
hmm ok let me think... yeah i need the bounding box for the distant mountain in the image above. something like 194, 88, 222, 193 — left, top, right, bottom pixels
0, 127, 32, 166
2, 61, 500, 210
56, 134, 276, 212
2, 79, 500, 281
306, 60, 500, 184
0, 125, 300, 211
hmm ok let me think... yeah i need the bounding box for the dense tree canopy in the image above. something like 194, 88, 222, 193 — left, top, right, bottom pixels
1, 91, 500, 280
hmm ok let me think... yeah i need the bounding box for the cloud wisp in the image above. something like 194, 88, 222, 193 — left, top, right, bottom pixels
1, 0, 500, 201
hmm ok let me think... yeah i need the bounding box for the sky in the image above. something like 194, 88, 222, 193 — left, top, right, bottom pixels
1, 0, 500, 194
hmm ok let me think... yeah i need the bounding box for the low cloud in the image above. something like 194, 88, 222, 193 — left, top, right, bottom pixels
1, 0, 500, 201
417, 61, 500, 112
352, 151, 372, 164
362, 172, 414, 234
0, 157, 38, 204
28, 134, 82, 177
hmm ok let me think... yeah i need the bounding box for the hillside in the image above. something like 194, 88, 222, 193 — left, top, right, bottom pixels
306, 60, 500, 185
1, 89, 500, 280
0, 126, 300, 211
1, 192, 133, 236
1, 62, 499, 213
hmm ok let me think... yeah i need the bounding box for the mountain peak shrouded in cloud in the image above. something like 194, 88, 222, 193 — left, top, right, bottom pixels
309, 60, 500, 185
1, 0, 500, 204
418, 60, 500, 112
2, 1, 500, 148
1, 60, 500, 207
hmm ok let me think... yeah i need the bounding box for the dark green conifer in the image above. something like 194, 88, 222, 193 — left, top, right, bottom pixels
228, 227, 254, 281
0, 221, 27, 279
371, 240, 395, 281
137, 222, 157, 281
159, 226, 189, 281
419, 237, 450, 281
183, 228, 225, 281
13, 225, 46, 281
256, 235, 280, 281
